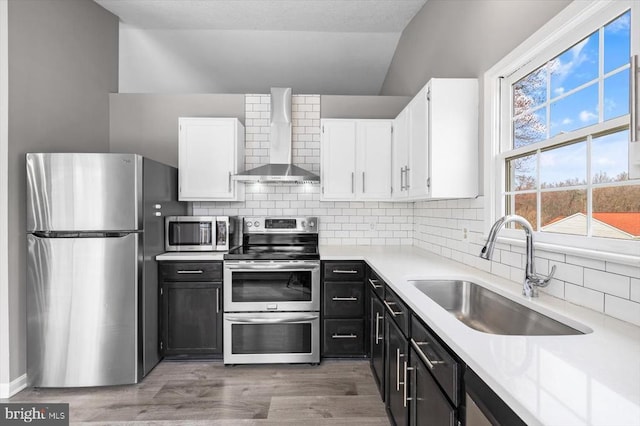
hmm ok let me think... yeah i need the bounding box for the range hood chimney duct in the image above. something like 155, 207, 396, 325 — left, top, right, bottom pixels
234, 88, 320, 183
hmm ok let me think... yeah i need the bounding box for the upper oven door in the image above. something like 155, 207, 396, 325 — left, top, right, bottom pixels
224, 261, 320, 312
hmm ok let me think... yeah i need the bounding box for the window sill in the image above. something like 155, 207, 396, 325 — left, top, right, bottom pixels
494, 235, 640, 267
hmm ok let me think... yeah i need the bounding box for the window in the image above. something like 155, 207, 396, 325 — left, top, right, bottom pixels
495, 1, 639, 253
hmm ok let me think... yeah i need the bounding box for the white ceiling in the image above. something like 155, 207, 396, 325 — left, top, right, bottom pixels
94, 0, 427, 95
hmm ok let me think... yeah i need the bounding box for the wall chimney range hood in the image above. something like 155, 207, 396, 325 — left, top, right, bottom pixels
234, 88, 320, 184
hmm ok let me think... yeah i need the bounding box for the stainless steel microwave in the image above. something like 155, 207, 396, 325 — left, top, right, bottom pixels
165, 216, 235, 251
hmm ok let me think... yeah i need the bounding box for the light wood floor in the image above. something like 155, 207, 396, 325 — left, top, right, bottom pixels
6, 360, 390, 425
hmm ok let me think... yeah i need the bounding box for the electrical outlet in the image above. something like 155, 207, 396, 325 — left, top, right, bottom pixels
370, 222, 376, 230
463, 228, 468, 239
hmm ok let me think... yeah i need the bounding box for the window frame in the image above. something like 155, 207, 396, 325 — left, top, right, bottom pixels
484, 0, 640, 263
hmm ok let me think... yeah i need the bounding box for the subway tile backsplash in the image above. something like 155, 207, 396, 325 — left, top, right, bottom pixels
192, 94, 413, 246
192, 95, 640, 326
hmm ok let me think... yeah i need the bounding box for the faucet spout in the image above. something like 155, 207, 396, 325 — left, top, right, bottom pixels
479, 215, 555, 297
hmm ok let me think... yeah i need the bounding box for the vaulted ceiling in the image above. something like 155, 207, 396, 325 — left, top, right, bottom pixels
94, 0, 427, 95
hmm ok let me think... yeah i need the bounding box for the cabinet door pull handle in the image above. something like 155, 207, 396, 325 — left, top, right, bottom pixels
177, 270, 204, 274
403, 361, 414, 408
362, 171, 365, 193
396, 348, 404, 391
384, 300, 403, 317
411, 338, 445, 370
368, 278, 382, 289
332, 296, 358, 301
216, 287, 220, 313
332, 269, 358, 274
351, 172, 355, 193
375, 312, 383, 344
405, 167, 410, 189
228, 171, 232, 192
331, 334, 357, 339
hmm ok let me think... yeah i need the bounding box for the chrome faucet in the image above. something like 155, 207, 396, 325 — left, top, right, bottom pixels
480, 215, 556, 298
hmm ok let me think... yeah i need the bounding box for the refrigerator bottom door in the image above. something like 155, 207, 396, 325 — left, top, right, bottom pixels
27, 233, 139, 387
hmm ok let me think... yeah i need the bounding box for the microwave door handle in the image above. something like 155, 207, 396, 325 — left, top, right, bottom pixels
224, 314, 319, 323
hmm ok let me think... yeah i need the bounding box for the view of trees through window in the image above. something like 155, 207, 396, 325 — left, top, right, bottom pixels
505, 10, 639, 240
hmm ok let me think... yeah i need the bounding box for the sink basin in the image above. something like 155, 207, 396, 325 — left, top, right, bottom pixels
409, 280, 586, 336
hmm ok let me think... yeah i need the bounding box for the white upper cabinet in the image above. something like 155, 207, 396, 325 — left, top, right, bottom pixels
178, 117, 245, 201
392, 78, 478, 200
321, 120, 357, 200
321, 119, 392, 201
428, 79, 478, 199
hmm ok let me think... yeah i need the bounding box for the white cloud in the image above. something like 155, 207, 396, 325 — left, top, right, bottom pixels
606, 13, 630, 33
579, 110, 597, 122
554, 87, 565, 96
562, 118, 573, 125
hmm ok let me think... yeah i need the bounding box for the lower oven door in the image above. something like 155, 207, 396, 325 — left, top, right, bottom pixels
223, 312, 320, 364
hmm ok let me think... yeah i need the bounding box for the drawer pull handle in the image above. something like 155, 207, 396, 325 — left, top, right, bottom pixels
411, 338, 445, 370
383, 300, 403, 317
332, 269, 358, 274
177, 270, 204, 274
368, 278, 382, 289
332, 296, 358, 301
331, 334, 358, 339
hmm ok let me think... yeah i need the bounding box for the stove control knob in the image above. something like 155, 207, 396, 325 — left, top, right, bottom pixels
301, 220, 306, 228
254, 221, 260, 227
246, 221, 252, 227
309, 221, 316, 228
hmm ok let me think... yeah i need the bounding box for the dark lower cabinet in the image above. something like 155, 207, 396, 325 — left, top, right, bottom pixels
386, 312, 409, 426
409, 347, 456, 426
159, 261, 223, 358
322, 261, 367, 357
370, 293, 385, 398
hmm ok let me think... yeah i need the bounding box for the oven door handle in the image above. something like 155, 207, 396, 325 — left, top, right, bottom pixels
225, 264, 319, 271
224, 314, 319, 323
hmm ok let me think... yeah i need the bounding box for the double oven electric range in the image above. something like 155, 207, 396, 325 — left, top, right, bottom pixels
223, 217, 320, 364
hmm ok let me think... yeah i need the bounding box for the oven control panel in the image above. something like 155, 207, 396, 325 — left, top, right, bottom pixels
243, 217, 318, 233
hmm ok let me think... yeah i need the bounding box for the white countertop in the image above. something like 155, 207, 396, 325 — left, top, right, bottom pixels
156, 252, 226, 261
320, 245, 640, 426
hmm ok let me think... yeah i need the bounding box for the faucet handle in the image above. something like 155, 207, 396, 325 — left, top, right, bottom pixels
535, 265, 556, 287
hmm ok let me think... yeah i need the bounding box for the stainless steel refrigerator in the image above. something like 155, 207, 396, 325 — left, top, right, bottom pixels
26, 153, 186, 387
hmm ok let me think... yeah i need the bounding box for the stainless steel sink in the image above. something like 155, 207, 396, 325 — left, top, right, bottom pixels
409, 280, 586, 335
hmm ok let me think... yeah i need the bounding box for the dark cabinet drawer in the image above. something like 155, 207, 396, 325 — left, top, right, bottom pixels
411, 315, 461, 406
383, 287, 410, 337
323, 282, 364, 317
323, 319, 365, 356
159, 261, 222, 281
323, 261, 365, 281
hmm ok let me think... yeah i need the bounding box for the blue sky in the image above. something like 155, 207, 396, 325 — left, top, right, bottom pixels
513, 10, 631, 186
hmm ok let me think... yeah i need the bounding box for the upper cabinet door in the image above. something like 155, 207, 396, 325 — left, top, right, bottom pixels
321, 120, 357, 200
178, 117, 245, 201
357, 120, 392, 200
392, 107, 410, 199
429, 78, 478, 199
408, 86, 429, 199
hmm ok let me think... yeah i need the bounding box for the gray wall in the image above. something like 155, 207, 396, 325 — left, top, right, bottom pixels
320, 95, 410, 119
109, 94, 245, 167
380, 0, 572, 96
7, 0, 118, 380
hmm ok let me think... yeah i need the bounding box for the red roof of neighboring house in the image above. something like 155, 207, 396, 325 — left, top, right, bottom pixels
592, 212, 640, 236
544, 212, 640, 236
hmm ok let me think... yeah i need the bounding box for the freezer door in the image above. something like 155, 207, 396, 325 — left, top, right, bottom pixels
26, 153, 143, 232
27, 233, 139, 387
